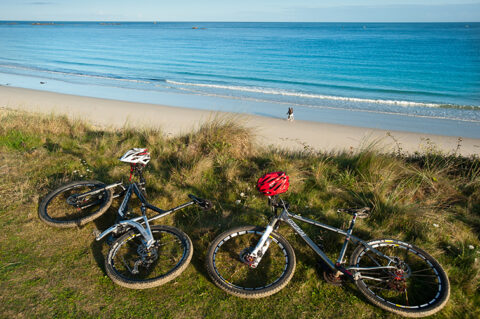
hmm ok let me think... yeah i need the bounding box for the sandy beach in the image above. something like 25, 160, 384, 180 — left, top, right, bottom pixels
1, 85, 479, 156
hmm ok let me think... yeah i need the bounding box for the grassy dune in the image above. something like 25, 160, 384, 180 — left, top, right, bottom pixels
0, 109, 479, 318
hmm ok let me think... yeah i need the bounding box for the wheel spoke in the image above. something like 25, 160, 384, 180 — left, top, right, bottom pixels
410, 274, 438, 278
365, 281, 393, 291
409, 278, 439, 285
410, 268, 434, 274
365, 252, 383, 267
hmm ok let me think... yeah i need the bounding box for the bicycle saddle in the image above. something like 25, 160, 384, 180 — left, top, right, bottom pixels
337, 207, 371, 219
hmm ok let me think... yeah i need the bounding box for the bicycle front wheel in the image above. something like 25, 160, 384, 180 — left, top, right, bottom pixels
105, 225, 193, 289
38, 180, 113, 228
206, 226, 296, 298
350, 239, 450, 317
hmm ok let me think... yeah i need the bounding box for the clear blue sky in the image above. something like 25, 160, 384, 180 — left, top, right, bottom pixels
1, 0, 479, 22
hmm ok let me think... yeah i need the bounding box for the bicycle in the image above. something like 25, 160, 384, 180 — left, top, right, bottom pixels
205, 172, 450, 317
38, 148, 211, 289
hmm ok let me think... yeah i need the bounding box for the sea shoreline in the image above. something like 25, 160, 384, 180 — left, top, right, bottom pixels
1, 85, 479, 156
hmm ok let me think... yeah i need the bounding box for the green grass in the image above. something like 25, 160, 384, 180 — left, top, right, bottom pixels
0, 109, 479, 318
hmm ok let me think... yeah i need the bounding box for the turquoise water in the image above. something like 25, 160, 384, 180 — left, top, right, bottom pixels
0, 22, 479, 136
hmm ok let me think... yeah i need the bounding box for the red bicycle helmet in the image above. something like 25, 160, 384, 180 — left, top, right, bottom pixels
257, 172, 290, 196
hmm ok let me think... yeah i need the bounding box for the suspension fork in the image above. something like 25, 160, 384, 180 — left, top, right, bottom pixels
246, 215, 280, 267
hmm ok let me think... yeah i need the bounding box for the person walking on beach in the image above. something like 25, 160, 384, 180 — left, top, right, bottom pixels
287, 107, 294, 122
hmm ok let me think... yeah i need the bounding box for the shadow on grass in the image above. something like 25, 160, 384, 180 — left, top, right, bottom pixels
89, 205, 118, 274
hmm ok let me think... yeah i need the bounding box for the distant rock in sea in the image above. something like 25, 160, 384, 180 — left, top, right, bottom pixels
31, 22, 56, 26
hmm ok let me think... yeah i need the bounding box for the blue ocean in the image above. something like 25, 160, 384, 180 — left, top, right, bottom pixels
0, 22, 479, 137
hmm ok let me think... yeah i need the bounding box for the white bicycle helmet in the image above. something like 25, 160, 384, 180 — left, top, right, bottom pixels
119, 148, 151, 165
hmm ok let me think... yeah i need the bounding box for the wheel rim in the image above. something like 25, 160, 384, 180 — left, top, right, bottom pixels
212, 230, 290, 291
46, 184, 108, 222
354, 242, 446, 310
111, 229, 187, 282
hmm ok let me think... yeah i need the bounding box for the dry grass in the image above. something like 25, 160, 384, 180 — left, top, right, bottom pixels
1, 109, 479, 318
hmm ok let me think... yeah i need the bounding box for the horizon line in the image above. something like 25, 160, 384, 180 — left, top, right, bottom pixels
1, 20, 479, 23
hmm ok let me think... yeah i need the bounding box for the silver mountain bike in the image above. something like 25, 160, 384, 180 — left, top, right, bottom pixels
206, 194, 450, 317
38, 152, 211, 289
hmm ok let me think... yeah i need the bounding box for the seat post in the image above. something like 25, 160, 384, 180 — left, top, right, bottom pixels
336, 214, 358, 266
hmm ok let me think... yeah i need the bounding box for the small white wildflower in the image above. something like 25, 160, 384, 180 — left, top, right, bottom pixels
447, 246, 451, 249
235, 200, 241, 205
433, 223, 439, 228
80, 175, 83, 177
240, 192, 245, 197
305, 205, 310, 209
468, 245, 475, 250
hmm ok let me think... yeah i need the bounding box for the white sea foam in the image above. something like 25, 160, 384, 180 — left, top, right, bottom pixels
166, 80, 446, 108
168, 84, 480, 123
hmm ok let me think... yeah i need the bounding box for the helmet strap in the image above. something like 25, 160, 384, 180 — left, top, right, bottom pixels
129, 164, 135, 182
129, 163, 146, 182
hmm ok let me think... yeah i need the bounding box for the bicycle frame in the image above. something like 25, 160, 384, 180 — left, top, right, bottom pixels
249, 201, 397, 279
94, 181, 197, 248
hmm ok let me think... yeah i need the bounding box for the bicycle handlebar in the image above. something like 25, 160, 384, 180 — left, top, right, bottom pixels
188, 194, 212, 211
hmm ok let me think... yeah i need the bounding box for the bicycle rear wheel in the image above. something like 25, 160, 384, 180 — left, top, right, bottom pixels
350, 239, 450, 317
38, 180, 113, 228
105, 225, 193, 289
205, 226, 296, 298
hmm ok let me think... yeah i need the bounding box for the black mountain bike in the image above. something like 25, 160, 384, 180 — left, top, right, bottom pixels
38, 153, 211, 289
206, 195, 450, 317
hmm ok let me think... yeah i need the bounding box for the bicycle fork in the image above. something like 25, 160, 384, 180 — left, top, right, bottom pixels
243, 217, 278, 268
